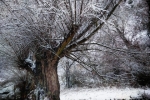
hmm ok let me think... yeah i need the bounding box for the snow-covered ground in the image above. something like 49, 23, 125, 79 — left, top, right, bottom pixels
60, 87, 150, 100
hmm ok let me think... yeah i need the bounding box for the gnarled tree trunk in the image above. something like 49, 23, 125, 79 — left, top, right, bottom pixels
41, 51, 60, 100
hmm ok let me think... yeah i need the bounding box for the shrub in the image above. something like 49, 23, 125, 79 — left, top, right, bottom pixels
133, 67, 150, 87
131, 92, 150, 100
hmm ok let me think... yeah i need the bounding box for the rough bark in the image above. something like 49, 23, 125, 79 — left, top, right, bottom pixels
41, 51, 60, 100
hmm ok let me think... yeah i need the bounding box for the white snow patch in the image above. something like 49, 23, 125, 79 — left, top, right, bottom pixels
25, 52, 36, 71
125, 0, 140, 8
44, 97, 49, 100
60, 87, 150, 100
0, 83, 15, 99
132, 30, 149, 46
0, 84, 14, 94
0, 78, 5, 82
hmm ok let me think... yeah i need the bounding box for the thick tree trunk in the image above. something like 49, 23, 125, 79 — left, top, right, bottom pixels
41, 52, 60, 100
45, 61, 60, 100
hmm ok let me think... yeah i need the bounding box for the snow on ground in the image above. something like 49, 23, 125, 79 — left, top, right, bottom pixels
60, 87, 150, 100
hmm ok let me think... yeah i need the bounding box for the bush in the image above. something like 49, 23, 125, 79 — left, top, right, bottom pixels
133, 67, 150, 87
131, 92, 150, 100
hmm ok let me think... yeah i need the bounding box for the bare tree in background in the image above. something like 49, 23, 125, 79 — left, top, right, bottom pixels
0, 0, 122, 100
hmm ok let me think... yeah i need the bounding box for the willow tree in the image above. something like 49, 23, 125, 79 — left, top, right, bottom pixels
0, 0, 122, 100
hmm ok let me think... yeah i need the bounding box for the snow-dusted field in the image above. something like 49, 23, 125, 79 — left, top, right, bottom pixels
60, 87, 150, 100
